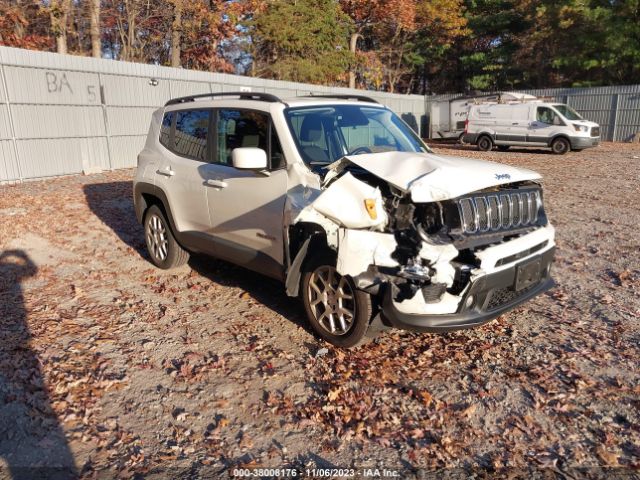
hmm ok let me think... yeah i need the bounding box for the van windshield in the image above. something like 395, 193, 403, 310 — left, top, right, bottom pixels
285, 105, 431, 166
553, 104, 583, 121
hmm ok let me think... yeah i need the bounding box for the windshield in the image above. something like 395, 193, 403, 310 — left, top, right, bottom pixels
553, 104, 583, 121
285, 105, 431, 165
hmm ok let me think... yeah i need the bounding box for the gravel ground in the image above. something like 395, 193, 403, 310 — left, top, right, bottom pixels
0, 142, 639, 479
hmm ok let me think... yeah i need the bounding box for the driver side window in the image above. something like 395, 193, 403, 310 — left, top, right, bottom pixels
340, 117, 395, 152
537, 107, 562, 126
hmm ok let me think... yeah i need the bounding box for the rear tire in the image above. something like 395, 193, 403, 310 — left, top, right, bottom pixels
551, 137, 571, 155
477, 135, 494, 152
301, 255, 372, 348
144, 204, 189, 269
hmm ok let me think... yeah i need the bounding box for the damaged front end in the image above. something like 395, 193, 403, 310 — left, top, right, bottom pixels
288, 151, 556, 333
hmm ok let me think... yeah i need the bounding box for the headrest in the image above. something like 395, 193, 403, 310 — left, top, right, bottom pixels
300, 115, 323, 142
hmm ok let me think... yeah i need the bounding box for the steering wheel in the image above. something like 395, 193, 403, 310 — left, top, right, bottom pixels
348, 146, 373, 155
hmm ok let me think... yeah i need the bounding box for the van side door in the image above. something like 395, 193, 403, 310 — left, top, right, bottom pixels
507, 105, 531, 144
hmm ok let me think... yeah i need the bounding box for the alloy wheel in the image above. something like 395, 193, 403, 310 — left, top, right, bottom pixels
146, 214, 169, 262
307, 266, 356, 336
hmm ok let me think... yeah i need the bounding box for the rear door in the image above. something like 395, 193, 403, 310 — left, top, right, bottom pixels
200, 108, 288, 279
155, 108, 212, 234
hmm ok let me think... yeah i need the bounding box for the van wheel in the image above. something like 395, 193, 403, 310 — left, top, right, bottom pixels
497, 145, 510, 151
144, 205, 189, 269
302, 258, 372, 348
477, 135, 494, 152
551, 137, 571, 155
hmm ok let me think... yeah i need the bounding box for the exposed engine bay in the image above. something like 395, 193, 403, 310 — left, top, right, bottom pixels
290, 152, 555, 318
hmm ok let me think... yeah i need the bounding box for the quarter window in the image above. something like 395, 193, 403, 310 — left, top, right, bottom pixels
160, 111, 174, 148
174, 109, 210, 161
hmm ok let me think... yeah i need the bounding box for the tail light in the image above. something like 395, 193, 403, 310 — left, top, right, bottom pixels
464, 119, 469, 134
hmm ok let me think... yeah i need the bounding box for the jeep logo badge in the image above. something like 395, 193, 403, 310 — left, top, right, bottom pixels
495, 173, 511, 180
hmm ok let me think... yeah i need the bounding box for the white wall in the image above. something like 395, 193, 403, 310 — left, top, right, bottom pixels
0, 46, 427, 183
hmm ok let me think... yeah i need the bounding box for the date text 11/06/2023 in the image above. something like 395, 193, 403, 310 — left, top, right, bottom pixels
231, 468, 400, 477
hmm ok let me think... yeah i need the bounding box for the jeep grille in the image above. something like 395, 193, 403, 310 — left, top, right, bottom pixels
457, 189, 543, 234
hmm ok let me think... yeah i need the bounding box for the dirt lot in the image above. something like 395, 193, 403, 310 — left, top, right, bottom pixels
0, 142, 639, 478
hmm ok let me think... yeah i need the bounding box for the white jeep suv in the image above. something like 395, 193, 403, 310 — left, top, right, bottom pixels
134, 92, 555, 347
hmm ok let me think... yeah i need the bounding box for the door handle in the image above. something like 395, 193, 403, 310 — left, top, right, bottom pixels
205, 179, 228, 188
156, 168, 175, 177
512, 122, 519, 125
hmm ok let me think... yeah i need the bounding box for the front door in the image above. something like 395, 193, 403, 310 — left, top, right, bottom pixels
201, 108, 288, 279
528, 106, 564, 145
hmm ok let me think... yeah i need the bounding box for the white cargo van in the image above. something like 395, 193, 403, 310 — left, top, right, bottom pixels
464, 102, 601, 154
429, 92, 537, 141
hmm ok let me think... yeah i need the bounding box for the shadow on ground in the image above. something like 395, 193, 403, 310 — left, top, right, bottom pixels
83, 181, 312, 337
188, 254, 312, 336
83, 182, 146, 258
0, 250, 76, 479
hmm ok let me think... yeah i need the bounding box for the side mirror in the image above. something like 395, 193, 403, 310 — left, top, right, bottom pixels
232, 148, 268, 170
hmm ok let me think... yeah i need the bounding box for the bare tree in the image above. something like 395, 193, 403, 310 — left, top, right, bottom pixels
90, 0, 101, 57
170, 0, 182, 67
50, 0, 72, 54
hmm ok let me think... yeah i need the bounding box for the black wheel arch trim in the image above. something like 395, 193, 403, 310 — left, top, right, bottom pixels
134, 182, 181, 246
548, 134, 571, 148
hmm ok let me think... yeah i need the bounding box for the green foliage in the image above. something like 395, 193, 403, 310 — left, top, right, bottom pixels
249, 0, 355, 84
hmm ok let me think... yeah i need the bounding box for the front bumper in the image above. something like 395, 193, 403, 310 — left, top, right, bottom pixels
382, 247, 555, 332
570, 136, 600, 149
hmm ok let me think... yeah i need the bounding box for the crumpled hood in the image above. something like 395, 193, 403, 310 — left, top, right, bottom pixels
331, 151, 542, 202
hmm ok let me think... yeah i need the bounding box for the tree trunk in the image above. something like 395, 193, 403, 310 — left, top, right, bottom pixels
171, 0, 182, 68
50, 0, 71, 54
348, 32, 359, 89
90, 0, 101, 58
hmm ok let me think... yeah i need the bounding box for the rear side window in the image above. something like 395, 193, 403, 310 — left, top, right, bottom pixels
159, 111, 174, 148
174, 109, 211, 161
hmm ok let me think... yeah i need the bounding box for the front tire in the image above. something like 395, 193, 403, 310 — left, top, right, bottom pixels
144, 204, 189, 269
551, 137, 571, 155
302, 261, 372, 348
477, 135, 494, 152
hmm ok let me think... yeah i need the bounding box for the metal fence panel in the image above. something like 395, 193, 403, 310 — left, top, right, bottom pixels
0, 140, 19, 183
3, 65, 102, 106
101, 73, 170, 107
0, 104, 12, 140
16, 137, 110, 178
11, 104, 105, 138
108, 135, 146, 170
106, 107, 156, 137
1, 45, 639, 183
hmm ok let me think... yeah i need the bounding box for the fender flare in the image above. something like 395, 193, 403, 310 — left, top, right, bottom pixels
133, 182, 180, 240
284, 224, 330, 297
